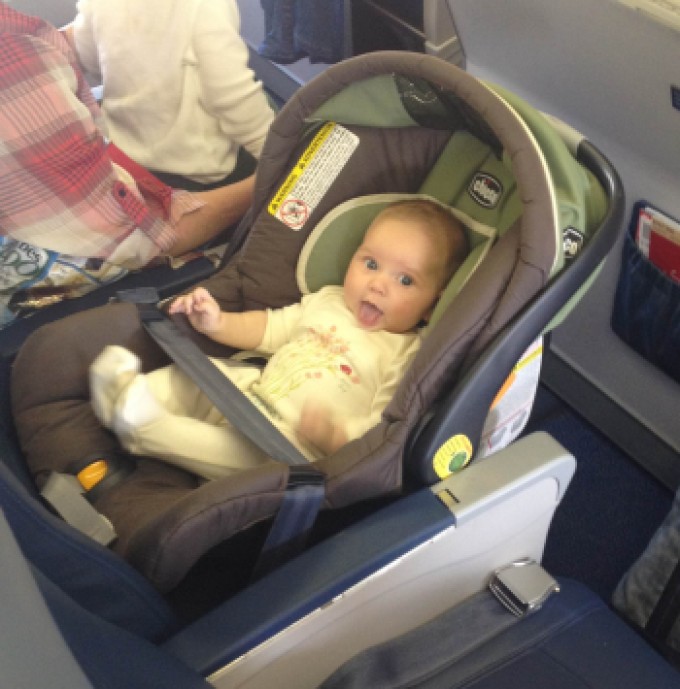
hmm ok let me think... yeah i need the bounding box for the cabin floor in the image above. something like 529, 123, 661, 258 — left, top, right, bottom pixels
527, 383, 673, 601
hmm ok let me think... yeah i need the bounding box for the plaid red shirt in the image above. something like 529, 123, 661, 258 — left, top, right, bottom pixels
0, 4, 198, 266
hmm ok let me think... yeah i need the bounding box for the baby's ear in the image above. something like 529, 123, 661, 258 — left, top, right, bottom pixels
419, 287, 445, 327
419, 300, 437, 327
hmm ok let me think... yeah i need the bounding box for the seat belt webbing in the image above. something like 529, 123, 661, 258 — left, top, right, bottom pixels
253, 465, 326, 580
138, 304, 310, 467
132, 296, 326, 574
320, 559, 559, 689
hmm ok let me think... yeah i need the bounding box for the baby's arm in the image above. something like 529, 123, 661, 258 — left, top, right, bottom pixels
169, 287, 267, 350
297, 401, 349, 457
296, 337, 421, 457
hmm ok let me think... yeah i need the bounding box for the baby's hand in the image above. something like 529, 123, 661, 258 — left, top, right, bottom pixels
169, 287, 222, 334
297, 400, 348, 457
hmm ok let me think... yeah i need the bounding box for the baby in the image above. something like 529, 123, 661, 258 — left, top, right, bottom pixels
90, 200, 468, 480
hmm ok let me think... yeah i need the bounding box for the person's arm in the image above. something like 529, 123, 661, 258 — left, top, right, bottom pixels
193, 0, 274, 158
166, 175, 255, 257
68, 0, 103, 82
169, 287, 267, 350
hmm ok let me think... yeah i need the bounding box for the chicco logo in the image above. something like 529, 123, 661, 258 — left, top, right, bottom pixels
468, 173, 503, 209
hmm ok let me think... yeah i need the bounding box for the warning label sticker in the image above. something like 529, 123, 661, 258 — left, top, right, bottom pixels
269, 122, 359, 230
477, 337, 543, 459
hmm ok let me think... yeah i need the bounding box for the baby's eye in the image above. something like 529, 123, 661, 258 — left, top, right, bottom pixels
397, 274, 413, 286
364, 258, 378, 270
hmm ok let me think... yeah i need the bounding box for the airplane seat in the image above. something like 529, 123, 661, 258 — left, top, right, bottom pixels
3, 477, 680, 689
0, 340, 181, 641
0, 508, 209, 689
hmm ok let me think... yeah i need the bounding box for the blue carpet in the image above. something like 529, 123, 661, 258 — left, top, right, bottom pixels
526, 385, 674, 601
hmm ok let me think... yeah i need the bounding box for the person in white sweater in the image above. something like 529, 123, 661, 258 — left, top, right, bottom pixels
89, 200, 469, 479
69, 0, 275, 188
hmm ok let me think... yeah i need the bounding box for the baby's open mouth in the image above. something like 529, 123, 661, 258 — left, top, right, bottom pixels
358, 300, 383, 327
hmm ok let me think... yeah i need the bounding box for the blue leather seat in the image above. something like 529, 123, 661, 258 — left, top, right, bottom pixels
320, 578, 680, 689
3, 497, 679, 689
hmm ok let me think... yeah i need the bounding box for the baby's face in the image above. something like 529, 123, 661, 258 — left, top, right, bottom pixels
343, 217, 447, 333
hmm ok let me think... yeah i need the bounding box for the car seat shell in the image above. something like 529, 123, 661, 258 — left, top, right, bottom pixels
9, 52, 622, 594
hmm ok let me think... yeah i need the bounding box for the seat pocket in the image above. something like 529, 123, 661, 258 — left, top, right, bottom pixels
611, 220, 680, 383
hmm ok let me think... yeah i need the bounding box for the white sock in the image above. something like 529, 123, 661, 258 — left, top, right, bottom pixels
112, 374, 166, 439
90, 346, 141, 428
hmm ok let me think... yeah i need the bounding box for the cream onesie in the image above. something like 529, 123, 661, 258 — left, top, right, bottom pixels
105, 286, 422, 480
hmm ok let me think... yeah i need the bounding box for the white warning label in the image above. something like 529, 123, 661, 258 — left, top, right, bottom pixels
478, 337, 543, 458
269, 122, 359, 230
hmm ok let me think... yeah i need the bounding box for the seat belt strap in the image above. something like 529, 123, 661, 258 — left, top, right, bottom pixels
124, 292, 327, 572
137, 302, 310, 467
253, 465, 327, 579
321, 560, 559, 689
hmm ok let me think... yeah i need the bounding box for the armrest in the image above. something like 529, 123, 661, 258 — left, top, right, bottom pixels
433, 430, 575, 526
165, 431, 575, 681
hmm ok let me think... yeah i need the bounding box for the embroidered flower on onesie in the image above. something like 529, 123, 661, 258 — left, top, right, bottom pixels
256, 324, 360, 404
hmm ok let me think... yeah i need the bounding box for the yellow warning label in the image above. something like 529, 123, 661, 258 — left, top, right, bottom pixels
268, 122, 359, 230
491, 341, 543, 409
433, 435, 473, 479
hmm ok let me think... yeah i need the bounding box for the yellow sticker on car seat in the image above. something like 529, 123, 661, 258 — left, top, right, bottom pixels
268, 122, 359, 230
433, 435, 473, 479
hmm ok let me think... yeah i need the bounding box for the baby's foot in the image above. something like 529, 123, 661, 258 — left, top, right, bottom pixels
90, 346, 141, 428
112, 374, 165, 440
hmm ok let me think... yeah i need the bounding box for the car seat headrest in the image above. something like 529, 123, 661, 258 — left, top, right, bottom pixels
282, 60, 607, 281
296, 193, 497, 329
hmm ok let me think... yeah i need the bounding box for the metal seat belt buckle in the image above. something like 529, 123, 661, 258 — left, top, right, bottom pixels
489, 558, 560, 617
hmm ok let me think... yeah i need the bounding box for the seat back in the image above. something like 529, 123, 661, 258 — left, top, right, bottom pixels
0, 508, 208, 688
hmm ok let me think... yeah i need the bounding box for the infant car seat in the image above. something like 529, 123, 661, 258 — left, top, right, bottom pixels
9, 52, 623, 600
